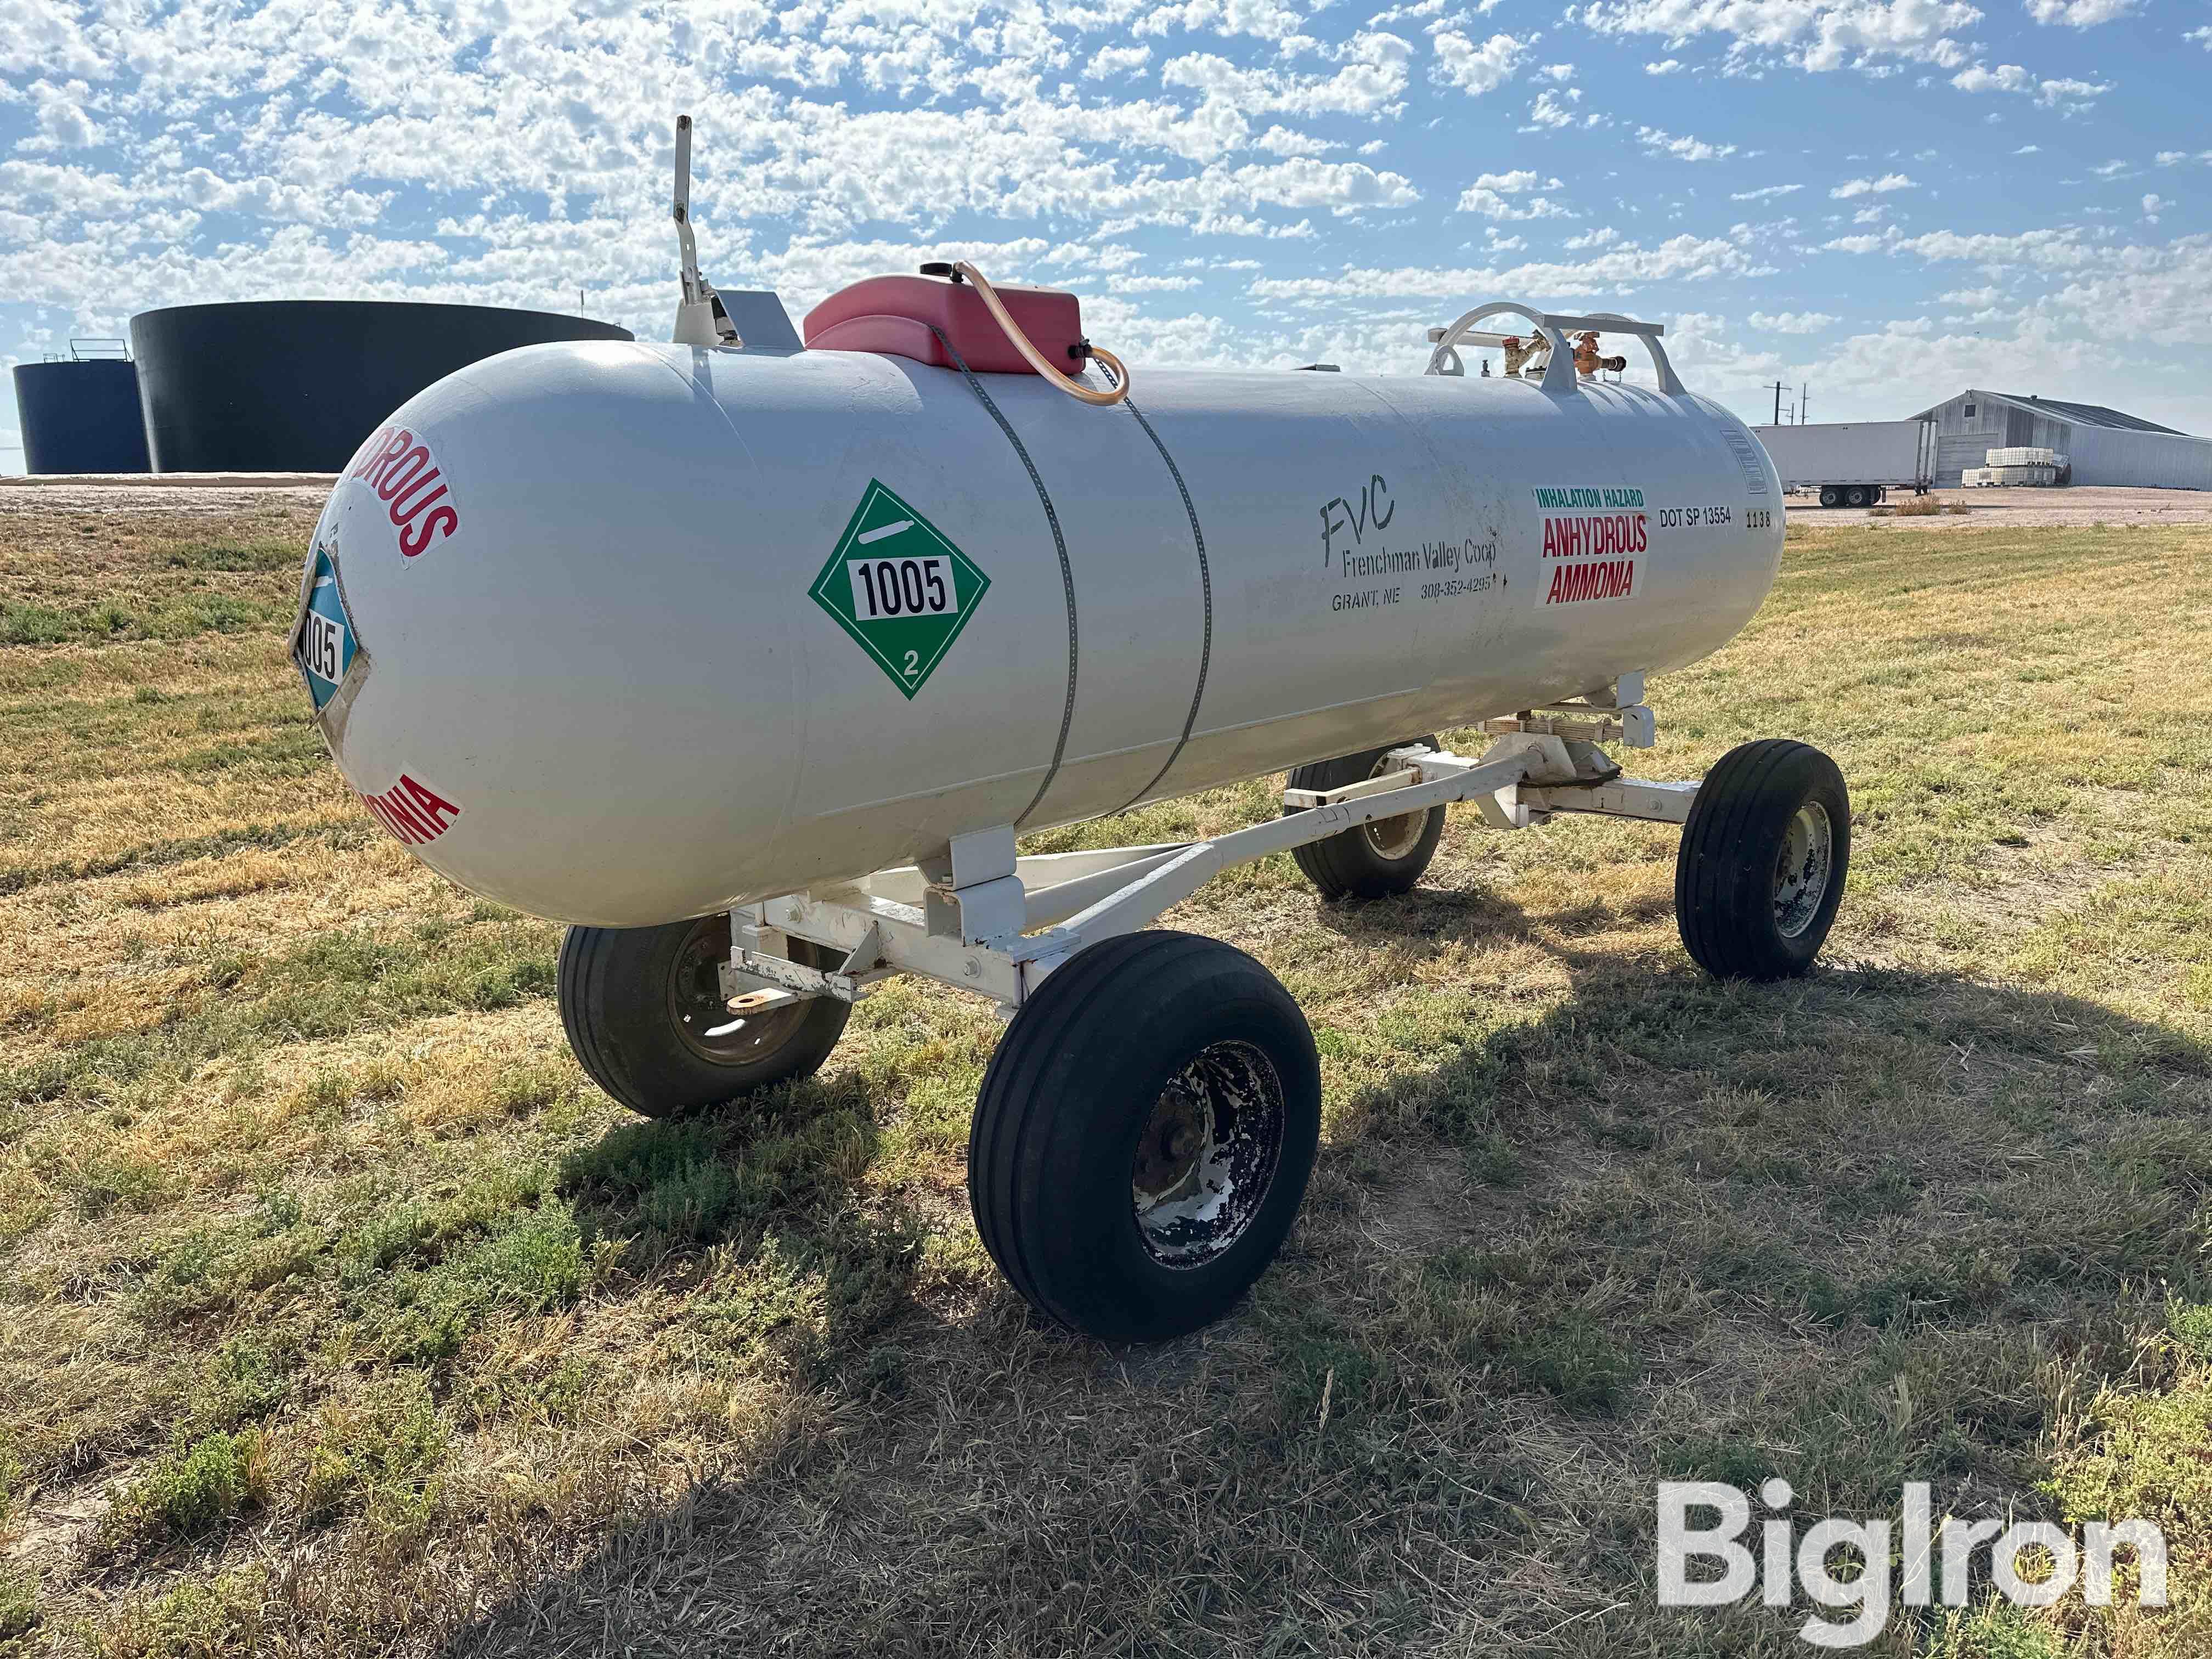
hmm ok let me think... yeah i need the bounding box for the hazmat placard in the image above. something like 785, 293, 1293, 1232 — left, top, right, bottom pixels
295, 545, 356, 712
809, 479, 990, 699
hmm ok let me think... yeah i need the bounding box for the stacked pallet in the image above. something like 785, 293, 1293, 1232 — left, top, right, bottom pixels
1962, 464, 2062, 487
1963, 445, 2069, 487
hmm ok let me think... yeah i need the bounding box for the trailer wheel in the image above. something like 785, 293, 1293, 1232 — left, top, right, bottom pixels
1844, 485, 1871, 509
558, 916, 850, 1116
1675, 740, 1850, 981
969, 931, 1321, 1342
1818, 486, 1842, 508
1283, 740, 1446, 900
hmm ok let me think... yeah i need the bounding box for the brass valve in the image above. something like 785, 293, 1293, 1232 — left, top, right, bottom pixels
1500, 334, 1548, 378
1574, 332, 1628, 378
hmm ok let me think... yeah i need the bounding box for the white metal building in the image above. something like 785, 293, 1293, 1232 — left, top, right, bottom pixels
1909, 389, 2212, 489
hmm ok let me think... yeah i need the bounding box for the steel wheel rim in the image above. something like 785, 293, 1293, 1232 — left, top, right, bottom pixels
1363, 753, 1426, 861
667, 915, 812, 1065
1773, 801, 1835, 939
1132, 1040, 1286, 1268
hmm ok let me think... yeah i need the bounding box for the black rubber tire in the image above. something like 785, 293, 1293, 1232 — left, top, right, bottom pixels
1282, 739, 1446, 900
968, 931, 1321, 1342
1675, 740, 1850, 981
1818, 486, 1842, 509
1844, 485, 1870, 509
558, 917, 849, 1116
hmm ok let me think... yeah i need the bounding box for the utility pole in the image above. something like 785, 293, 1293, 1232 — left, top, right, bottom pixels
1767, 381, 1785, 424
1798, 382, 1809, 425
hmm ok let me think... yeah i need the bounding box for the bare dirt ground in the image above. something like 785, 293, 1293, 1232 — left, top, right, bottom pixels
1791, 483, 2212, 529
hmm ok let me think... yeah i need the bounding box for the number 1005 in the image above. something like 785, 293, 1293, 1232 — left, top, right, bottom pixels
301, 612, 344, 681
849, 555, 952, 620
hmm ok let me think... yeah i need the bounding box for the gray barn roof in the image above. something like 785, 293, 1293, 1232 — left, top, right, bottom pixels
1910, 388, 2188, 436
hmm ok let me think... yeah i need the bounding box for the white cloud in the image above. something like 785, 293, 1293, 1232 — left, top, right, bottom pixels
1748, 310, 1840, 331
2024, 0, 2135, 24
1430, 30, 1528, 94
1457, 169, 1570, 216
1832, 172, 1916, 198
1579, 0, 1982, 72
1084, 46, 1154, 80
0, 0, 2196, 415
2142, 193, 2166, 221
1951, 62, 2112, 102
1637, 125, 1737, 162
1137, 0, 1307, 44
1521, 88, 1579, 127
1246, 232, 1774, 301
1162, 35, 1414, 119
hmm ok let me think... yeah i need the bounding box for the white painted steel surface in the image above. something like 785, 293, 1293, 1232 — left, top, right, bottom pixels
298, 338, 1782, 926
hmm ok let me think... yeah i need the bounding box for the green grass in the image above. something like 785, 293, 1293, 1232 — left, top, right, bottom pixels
112, 1430, 268, 1541
1, 503, 2210, 1654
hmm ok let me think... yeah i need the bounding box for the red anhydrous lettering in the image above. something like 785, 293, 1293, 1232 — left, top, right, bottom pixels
343, 425, 461, 559
1541, 512, 1647, 560
356, 774, 464, 847
1543, 558, 1637, 605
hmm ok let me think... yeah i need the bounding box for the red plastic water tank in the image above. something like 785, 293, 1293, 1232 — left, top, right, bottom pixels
801, 273, 1085, 376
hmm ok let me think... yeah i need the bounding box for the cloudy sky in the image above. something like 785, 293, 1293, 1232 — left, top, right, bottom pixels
2, 0, 2204, 464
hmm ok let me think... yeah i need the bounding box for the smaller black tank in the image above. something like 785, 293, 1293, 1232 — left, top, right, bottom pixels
13, 358, 152, 474
129, 301, 635, 473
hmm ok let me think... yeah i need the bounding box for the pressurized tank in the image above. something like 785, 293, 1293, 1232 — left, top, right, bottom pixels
295, 335, 1782, 927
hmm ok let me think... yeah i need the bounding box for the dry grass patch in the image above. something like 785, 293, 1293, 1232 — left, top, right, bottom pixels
2, 504, 2210, 1656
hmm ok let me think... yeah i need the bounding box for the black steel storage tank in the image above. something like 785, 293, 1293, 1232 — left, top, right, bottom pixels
129, 301, 635, 472
12, 358, 152, 474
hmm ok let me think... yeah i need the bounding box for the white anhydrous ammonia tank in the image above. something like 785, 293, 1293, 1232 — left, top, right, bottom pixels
298, 340, 1782, 926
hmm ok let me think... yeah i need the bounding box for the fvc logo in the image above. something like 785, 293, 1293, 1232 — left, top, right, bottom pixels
1658, 1480, 2167, 1649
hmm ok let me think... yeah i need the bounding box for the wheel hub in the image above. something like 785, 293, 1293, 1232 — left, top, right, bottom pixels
668, 916, 813, 1065
1772, 801, 1834, 938
1363, 753, 1425, 860
1132, 1041, 1286, 1268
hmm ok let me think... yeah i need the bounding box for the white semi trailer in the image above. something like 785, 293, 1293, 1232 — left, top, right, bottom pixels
1751, 419, 1936, 507
290, 121, 1850, 1342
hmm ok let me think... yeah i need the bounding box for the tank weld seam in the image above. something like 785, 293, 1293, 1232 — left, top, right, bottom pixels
1114, 394, 1214, 815
929, 322, 1077, 828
